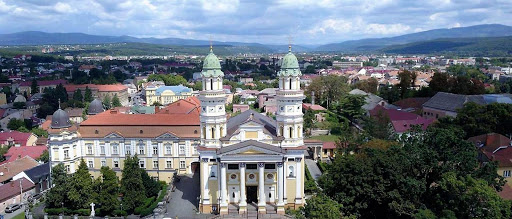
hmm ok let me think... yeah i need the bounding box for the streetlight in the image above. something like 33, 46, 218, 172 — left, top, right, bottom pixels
120, 204, 123, 211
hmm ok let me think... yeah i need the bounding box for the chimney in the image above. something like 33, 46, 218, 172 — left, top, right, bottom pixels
311, 91, 315, 105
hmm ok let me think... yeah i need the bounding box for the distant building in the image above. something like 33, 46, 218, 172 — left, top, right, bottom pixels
0, 178, 35, 212
145, 85, 194, 106
370, 105, 435, 135
18, 79, 68, 95
65, 84, 129, 106
332, 61, 363, 68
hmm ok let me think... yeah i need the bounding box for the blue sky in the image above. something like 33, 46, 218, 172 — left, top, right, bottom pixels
1, 0, 511, 44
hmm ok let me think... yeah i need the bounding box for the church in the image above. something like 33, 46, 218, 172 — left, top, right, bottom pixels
197, 46, 305, 215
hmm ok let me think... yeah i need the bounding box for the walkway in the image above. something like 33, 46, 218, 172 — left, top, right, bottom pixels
305, 159, 322, 180
165, 172, 211, 219
214, 203, 289, 219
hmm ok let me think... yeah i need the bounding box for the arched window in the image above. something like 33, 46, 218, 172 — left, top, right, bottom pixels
289, 127, 293, 138
220, 126, 224, 137
211, 127, 215, 139
280, 126, 284, 137
210, 78, 213, 90
203, 127, 207, 139
289, 78, 292, 90
232, 192, 235, 198
288, 166, 295, 177
297, 126, 301, 138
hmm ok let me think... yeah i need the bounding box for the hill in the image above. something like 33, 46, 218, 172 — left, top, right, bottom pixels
315, 24, 512, 52
379, 36, 512, 56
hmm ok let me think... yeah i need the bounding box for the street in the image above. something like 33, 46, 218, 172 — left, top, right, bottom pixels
2, 205, 25, 219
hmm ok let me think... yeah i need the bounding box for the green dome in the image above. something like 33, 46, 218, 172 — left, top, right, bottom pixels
201, 48, 224, 77
278, 48, 301, 77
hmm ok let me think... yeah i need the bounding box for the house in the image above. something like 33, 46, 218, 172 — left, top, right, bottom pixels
65, 84, 129, 106
0, 178, 35, 213
321, 142, 337, 160
156, 96, 200, 115
422, 92, 512, 119
302, 103, 327, 122
370, 105, 434, 135
0, 156, 39, 184
349, 89, 395, 113
393, 97, 430, 114
64, 108, 84, 124
467, 133, 512, 188
2, 145, 47, 164
18, 79, 68, 94
233, 104, 250, 113
0, 131, 38, 147
13, 163, 50, 194
145, 85, 194, 106
258, 88, 278, 114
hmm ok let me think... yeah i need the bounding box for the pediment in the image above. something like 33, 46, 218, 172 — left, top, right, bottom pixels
239, 120, 264, 128
156, 132, 179, 139
104, 132, 123, 139
218, 141, 283, 156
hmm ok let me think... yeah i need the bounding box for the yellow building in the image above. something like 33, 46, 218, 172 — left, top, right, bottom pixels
0, 92, 6, 105
198, 46, 305, 215
48, 99, 201, 183
145, 84, 194, 106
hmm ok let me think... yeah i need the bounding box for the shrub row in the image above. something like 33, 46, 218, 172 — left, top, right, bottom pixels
44, 208, 90, 216
139, 185, 168, 217
134, 197, 155, 215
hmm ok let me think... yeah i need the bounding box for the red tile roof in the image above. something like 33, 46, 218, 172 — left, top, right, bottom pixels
0, 131, 34, 146
81, 111, 199, 126
19, 79, 67, 87
0, 156, 39, 182
0, 178, 35, 203
156, 97, 200, 115
64, 84, 127, 92
302, 103, 326, 111
322, 142, 337, 149
3, 146, 47, 163
468, 133, 512, 167
370, 105, 434, 133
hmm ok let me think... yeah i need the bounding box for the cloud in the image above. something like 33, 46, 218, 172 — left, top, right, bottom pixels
0, 0, 510, 44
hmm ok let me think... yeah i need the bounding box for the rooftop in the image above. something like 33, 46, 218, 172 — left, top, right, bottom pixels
0, 156, 39, 183
0, 178, 35, 203
65, 84, 128, 92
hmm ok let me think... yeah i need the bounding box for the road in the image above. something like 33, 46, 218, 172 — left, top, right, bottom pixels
305, 159, 322, 180
165, 172, 211, 219
2, 205, 25, 219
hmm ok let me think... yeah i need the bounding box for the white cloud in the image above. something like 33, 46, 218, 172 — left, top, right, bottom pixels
201, 0, 239, 14
54, 2, 76, 13
308, 18, 410, 36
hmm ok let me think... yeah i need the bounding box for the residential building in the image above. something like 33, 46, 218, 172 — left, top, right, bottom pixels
0, 178, 35, 213
18, 79, 68, 94
65, 84, 129, 106
12, 163, 50, 194
0, 156, 39, 184
370, 105, 435, 135
332, 61, 363, 68
2, 145, 47, 164
198, 46, 305, 215
145, 85, 194, 106
0, 131, 38, 147
349, 89, 396, 113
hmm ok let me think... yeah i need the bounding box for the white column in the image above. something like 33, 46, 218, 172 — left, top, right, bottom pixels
295, 158, 302, 204
202, 158, 210, 204
258, 162, 266, 207
220, 163, 228, 206
277, 162, 284, 206
239, 163, 247, 206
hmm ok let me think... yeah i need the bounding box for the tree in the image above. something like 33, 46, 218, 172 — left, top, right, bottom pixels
13, 102, 26, 109
31, 127, 48, 137
306, 75, 350, 108
84, 86, 93, 102
46, 163, 69, 208
121, 155, 146, 212
7, 119, 25, 130
73, 89, 83, 102
378, 85, 400, 104
31, 79, 39, 95
102, 95, 111, 109
37, 150, 49, 163
336, 94, 366, 121
96, 166, 120, 215
141, 170, 160, 198
304, 194, 343, 219
67, 159, 93, 209
111, 94, 122, 107
398, 70, 416, 99
428, 72, 450, 93
355, 78, 378, 94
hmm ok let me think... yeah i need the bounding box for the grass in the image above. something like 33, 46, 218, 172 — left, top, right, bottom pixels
307, 135, 341, 142
12, 212, 25, 219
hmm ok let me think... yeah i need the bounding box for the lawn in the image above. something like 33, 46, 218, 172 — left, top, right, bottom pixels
307, 135, 341, 142
12, 212, 25, 219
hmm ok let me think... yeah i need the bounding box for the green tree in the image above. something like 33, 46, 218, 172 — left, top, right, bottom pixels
7, 119, 25, 130
96, 166, 120, 215
102, 95, 111, 109
37, 150, 49, 163
398, 70, 416, 99
141, 170, 160, 198
336, 94, 366, 121
111, 94, 122, 107
306, 75, 350, 108
304, 194, 343, 219
378, 85, 400, 104
355, 78, 379, 94
84, 86, 93, 102
67, 159, 93, 209
13, 102, 26, 109
121, 155, 146, 212
46, 163, 69, 208
31, 127, 49, 138
31, 79, 39, 95
73, 89, 83, 102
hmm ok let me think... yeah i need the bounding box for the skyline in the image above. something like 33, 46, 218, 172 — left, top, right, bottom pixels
1, 0, 512, 44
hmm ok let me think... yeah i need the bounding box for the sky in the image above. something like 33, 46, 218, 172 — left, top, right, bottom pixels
1, 0, 511, 44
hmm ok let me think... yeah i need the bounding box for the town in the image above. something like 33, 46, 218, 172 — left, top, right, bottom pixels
1, 1, 512, 219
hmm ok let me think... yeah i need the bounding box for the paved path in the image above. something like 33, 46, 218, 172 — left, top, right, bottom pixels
305, 159, 322, 180
165, 172, 212, 219
3, 205, 25, 219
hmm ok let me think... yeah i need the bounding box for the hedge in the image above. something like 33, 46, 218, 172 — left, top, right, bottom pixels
44, 208, 90, 216
134, 197, 155, 215
139, 185, 168, 217
112, 209, 128, 217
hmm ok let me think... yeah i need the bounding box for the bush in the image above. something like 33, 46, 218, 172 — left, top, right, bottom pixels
138, 185, 168, 217
317, 161, 328, 173
112, 209, 128, 217
134, 197, 155, 215
74, 209, 90, 216
44, 208, 73, 215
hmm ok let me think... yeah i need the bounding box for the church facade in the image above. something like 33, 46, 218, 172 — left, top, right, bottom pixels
198, 46, 305, 215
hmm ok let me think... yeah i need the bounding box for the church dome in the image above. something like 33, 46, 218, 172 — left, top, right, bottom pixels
278, 46, 301, 77
14, 95, 26, 103
51, 108, 71, 129
201, 48, 224, 78
88, 98, 104, 115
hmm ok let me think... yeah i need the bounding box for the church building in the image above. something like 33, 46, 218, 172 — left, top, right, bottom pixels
198, 45, 305, 215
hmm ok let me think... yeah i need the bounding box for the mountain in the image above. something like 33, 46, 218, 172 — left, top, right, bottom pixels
315, 24, 512, 52
379, 36, 512, 56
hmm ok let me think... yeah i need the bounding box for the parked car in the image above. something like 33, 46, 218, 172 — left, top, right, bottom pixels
28, 193, 42, 202
4, 203, 21, 213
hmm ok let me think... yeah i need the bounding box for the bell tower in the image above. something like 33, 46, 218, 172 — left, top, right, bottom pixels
276, 45, 305, 147
199, 46, 227, 148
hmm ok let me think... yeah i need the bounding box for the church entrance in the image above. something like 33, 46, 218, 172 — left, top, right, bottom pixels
246, 186, 258, 204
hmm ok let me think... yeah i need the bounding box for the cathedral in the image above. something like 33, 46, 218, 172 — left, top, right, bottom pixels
198, 45, 305, 215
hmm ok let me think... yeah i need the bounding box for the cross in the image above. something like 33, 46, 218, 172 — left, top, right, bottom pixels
209, 35, 213, 51
287, 35, 293, 52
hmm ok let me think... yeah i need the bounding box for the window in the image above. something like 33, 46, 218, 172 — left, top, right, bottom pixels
139, 145, 145, 155
88, 160, 93, 168
264, 164, 275, 169
180, 161, 186, 169
210, 165, 217, 178
246, 164, 257, 169
101, 160, 106, 167
112, 143, 119, 154
64, 150, 69, 159
87, 144, 93, 155
153, 160, 159, 169
166, 160, 172, 169
125, 145, 131, 155
288, 166, 295, 177
65, 165, 70, 172
165, 143, 172, 155
139, 160, 145, 169
179, 144, 185, 155
504, 170, 511, 178
153, 144, 158, 155
100, 144, 105, 154
228, 164, 239, 170
113, 160, 119, 168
